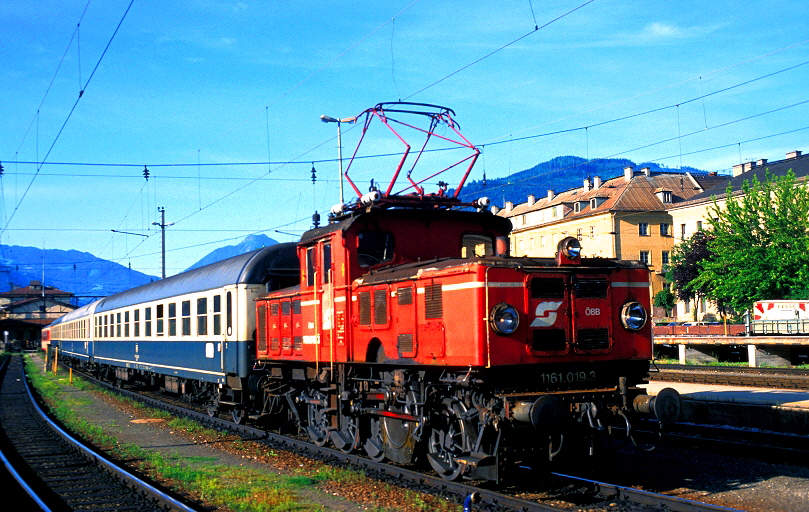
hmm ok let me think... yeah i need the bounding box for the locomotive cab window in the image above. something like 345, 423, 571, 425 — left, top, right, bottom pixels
357, 231, 393, 267
461, 233, 494, 258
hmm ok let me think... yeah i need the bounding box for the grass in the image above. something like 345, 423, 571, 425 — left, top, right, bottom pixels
22, 355, 457, 511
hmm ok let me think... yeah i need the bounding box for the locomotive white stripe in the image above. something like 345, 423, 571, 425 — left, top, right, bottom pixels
415, 281, 524, 293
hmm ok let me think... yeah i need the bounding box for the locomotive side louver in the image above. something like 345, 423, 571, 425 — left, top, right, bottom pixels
532, 329, 566, 351
257, 305, 267, 352
398, 333, 414, 355
577, 328, 610, 350
374, 289, 388, 325
397, 286, 413, 305
574, 278, 608, 298
294, 336, 303, 351
359, 291, 372, 325
271, 337, 279, 351
425, 284, 443, 319
281, 302, 291, 316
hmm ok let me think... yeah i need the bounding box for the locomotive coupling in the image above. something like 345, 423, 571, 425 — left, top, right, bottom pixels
632, 387, 682, 424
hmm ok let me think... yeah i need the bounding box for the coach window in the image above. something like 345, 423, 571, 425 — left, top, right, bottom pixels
168, 303, 177, 336
134, 309, 140, 337
145, 307, 152, 336
213, 295, 221, 335
226, 292, 233, 336
197, 298, 207, 336
181, 300, 191, 336
357, 231, 393, 267
104, 315, 108, 338
124, 311, 130, 337
156, 305, 164, 336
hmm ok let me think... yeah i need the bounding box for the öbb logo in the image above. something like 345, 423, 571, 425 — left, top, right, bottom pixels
531, 301, 563, 327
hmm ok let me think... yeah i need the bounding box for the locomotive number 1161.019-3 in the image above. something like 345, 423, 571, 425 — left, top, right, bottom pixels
540, 370, 597, 385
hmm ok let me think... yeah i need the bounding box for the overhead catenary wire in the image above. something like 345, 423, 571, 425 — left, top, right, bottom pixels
1, 0, 136, 240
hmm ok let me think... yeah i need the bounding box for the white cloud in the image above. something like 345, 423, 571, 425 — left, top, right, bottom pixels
643, 22, 684, 39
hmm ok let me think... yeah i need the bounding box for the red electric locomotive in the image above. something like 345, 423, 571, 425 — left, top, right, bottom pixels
252, 103, 680, 482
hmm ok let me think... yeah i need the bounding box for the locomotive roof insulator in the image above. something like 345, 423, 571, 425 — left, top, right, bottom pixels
473, 196, 490, 210
331, 202, 346, 216
556, 236, 582, 265
360, 190, 381, 205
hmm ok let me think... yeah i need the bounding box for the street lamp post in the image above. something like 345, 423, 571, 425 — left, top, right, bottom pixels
320, 115, 356, 205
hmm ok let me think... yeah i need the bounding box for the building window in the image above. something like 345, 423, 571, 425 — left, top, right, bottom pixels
661, 251, 670, 270
696, 220, 703, 232
540, 235, 546, 248
660, 223, 670, 236
680, 223, 686, 239
639, 251, 650, 265
590, 226, 595, 238
639, 222, 649, 236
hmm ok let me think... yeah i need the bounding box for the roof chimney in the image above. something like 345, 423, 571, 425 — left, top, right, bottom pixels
583, 178, 591, 192
547, 190, 555, 201
624, 166, 634, 182
756, 158, 768, 167
592, 175, 602, 189
787, 150, 803, 159
732, 163, 745, 177
504, 201, 514, 212
491, 205, 500, 215
641, 167, 651, 176
527, 194, 536, 206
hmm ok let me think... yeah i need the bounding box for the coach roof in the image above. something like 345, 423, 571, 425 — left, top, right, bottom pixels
94, 243, 298, 313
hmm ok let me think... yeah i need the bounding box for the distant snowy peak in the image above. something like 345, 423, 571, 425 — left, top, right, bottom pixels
184, 234, 279, 272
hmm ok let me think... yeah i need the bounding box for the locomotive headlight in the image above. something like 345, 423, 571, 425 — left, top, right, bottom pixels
490, 302, 520, 335
558, 237, 582, 259
620, 301, 648, 331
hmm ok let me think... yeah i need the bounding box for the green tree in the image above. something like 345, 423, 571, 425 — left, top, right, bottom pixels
667, 231, 713, 308
653, 286, 676, 317
694, 170, 809, 312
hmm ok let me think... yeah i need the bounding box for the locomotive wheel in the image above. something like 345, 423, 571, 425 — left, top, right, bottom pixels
427, 400, 468, 481
331, 414, 360, 454
306, 390, 330, 447
231, 408, 246, 424
380, 390, 422, 465
206, 404, 218, 418
364, 416, 386, 462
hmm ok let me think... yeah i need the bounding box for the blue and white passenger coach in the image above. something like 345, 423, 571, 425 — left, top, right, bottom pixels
47, 245, 298, 398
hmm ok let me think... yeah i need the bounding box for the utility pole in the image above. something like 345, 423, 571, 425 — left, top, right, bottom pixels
152, 207, 173, 279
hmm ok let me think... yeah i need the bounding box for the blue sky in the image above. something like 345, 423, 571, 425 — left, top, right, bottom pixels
2, 0, 808, 277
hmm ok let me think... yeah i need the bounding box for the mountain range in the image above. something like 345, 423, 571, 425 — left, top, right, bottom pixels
4, 156, 709, 303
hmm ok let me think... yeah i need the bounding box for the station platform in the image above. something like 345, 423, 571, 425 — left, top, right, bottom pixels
643, 380, 809, 435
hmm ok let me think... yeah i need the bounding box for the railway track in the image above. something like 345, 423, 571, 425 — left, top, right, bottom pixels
58, 361, 734, 511
0, 355, 201, 511
652, 363, 809, 389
